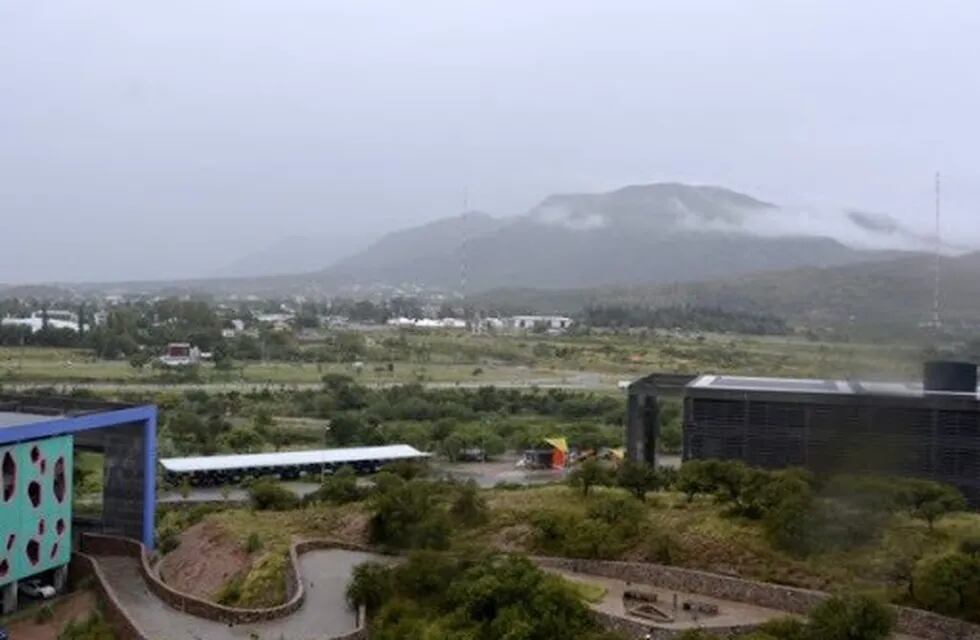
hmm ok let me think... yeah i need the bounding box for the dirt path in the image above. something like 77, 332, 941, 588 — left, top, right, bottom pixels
92, 549, 381, 640
5, 589, 98, 640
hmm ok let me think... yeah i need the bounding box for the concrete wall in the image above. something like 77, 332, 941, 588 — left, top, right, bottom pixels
535, 556, 980, 640
69, 551, 148, 640
80, 533, 376, 637
81, 533, 306, 624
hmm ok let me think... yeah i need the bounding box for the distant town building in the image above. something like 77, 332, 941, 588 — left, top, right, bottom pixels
1, 311, 83, 333
385, 317, 467, 330
508, 315, 573, 333
159, 343, 201, 367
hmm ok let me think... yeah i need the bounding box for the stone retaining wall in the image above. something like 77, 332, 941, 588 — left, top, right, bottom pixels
69, 551, 149, 640
535, 556, 980, 640
81, 533, 305, 625
80, 533, 372, 638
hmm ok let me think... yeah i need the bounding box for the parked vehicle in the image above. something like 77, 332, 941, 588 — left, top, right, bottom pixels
19, 579, 55, 599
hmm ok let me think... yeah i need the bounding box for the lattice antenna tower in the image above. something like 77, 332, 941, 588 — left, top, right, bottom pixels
933, 172, 943, 329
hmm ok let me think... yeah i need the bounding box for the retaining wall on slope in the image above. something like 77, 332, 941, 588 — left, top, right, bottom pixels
69, 551, 149, 640
535, 556, 980, 640
81, 533, 306, 624
78, 533, 373, 638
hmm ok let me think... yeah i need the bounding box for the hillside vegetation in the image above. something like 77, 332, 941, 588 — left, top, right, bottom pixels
159, 464, 980, 626
472, 251, 980, 338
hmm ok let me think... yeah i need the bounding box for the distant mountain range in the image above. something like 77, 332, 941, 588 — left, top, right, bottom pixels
320, 182, 924, 291
214, 232, 376, 278
4, 182, 965, 338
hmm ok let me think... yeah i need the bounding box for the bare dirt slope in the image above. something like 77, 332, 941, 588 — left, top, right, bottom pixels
158, 520, 250, 599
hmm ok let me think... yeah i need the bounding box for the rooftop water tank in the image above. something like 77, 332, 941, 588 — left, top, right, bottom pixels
923, 360, 977, 393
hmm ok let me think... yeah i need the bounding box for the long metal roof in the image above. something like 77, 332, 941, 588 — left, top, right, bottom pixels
159, 444, 430, 473
0, 411, 54, 429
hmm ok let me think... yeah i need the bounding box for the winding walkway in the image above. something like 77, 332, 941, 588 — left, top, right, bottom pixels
91, 549, 377, 640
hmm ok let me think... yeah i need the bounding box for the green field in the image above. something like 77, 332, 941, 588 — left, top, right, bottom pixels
0, 330, 924, 387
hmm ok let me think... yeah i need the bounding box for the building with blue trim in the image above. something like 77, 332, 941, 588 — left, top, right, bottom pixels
0, 395, 156, 613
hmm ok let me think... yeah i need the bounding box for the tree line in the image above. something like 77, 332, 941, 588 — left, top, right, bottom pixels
581, 303, 788, 335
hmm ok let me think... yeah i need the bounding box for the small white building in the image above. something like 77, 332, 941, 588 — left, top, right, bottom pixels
386, 317, 467, 330
159, 343, 201, 367
508, 315, 573, 333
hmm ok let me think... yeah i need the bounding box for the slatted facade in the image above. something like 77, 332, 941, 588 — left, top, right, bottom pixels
682, 376, 980, 506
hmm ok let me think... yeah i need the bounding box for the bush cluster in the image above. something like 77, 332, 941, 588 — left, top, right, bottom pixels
346, 553, 620, 640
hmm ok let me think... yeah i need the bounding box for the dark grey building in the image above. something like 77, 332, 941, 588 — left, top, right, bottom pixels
680, 363, 980, 505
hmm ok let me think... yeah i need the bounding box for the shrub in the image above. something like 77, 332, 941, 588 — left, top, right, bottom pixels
248, 479, 300, 511
368, 480, 451, 550
34, 603, 54, 623
57, 612, 115, 640
382, 460, 429, 481
615, 460, 661, 500
643, 530, 684, 565
245, 532, 263, 553
568, 458, 612, 497
449, 480, 488, 526
912, 552, 980, 621
806, 593, 895, 640
346, 561, 394, 613
959, 537, 980, 557
562, 519, 618, 559
753, 617, 808, 639
586, 493, 644, 532
306, 465, 364, 504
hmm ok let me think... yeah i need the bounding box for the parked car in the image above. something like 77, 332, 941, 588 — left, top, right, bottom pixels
19, 579, 55, 599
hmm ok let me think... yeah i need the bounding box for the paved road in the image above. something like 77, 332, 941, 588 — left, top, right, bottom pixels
93, 549, 382, 640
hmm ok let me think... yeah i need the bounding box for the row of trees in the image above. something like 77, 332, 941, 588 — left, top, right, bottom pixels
582, 303, 789, 335
155, 380, 626, 457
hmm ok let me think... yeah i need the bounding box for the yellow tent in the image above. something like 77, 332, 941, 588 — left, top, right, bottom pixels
542, 437, 568, 468
543, 437, 568, 453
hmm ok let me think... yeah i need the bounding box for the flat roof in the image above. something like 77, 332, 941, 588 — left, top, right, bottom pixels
0, 411, 56, 429
688, 374, 979, 399
160, 444, 431, 473
689, 375, 855, 395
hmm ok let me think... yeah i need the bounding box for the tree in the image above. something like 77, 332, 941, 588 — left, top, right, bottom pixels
912, 552, 980, 621
568, 458, 611, 497
346, 562, 393, 614
806, 594, 896, 640
219, 426, 264, 453
450, 480, 488, 526
307, 465, 363, 504
440, 434, 465, 462
615, 460, 661, 500
676, 459, 718, 502
327, 413, 364, 446
248, 479, 300, 511
762, 486, 814, 554
898, 478, 967, 531
128, 349, 152, 370
368, 480, 451, 550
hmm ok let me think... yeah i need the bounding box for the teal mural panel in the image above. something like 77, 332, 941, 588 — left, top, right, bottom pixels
0, 436, 72, 586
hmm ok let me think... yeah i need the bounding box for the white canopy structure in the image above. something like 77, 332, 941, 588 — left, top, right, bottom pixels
159, 444, 429, 485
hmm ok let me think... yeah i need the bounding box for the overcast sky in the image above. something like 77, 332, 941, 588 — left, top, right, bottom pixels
2, 0, 978, 283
